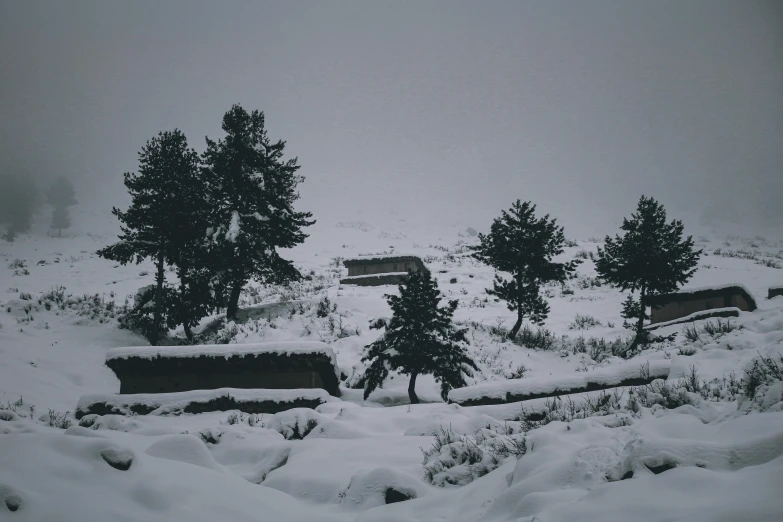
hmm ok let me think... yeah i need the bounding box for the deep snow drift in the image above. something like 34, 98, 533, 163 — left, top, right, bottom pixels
2, 216, 783, 521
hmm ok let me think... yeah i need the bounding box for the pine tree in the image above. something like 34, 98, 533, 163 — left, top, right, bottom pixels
362, 269, 477, 404
202, 105, 314, 319
474, 200, 579, 340
595, 195, 701, 344
51, 205, 70, 234
97, 129, 205, 345
47, 176, 77, 236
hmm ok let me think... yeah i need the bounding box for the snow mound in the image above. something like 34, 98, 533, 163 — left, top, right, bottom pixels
482, 408, 783, 521
340, 467, 424, 511
0, 429, 341, 521
145, 434, 225, 472
449, 359, 671, 405
208, 436, 291, 484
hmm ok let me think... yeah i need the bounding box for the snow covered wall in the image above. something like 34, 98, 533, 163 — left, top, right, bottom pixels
449, 360, 671, 406
105, 342, 341, 396
75, 388, 333, 418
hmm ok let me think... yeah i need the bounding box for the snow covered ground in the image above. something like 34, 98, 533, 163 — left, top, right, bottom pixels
2, 215, 783, 521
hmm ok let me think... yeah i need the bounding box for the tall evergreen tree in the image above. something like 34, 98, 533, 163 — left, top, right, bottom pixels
362, 269, 477, 404
475, 200, 578, 340
51, 206, 71, 234
202, 105, 314, 319
47, 176, 77, 236
97, 129, 205, 345
595, 195, 701, 344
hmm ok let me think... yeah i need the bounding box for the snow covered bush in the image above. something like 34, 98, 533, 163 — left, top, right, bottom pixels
742, 353, 783, 405
421, 425, 527, 486
45, 409, 72, 429
701, 318, 742, 337
263, 409, 322, 440
568, 313, 603, 330
8, 259, 27, 269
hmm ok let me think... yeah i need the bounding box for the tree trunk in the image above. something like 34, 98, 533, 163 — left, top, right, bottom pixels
183, 324, 194, 343
179, 266, 193, 343
632, 284, 648, 349
226, 279, 243, 320
508, 309, 524, 340
509, 271, 524, 340
408, 372, 420, 404
151, 253, 165, 346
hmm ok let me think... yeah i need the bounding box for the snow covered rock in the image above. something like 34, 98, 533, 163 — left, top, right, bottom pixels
0, 430, 342, 521
145, 434, 225, 472
340, 467, 424, 511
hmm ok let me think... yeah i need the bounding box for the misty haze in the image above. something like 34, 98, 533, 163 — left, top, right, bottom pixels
1, 2, 782, 521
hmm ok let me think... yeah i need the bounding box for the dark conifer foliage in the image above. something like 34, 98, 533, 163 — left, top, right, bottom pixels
595, 195, 701, 343
201, 105, 314, 319
97, 129, 206, 345
474, 200, 578, 340
0, 173, 38, 240
47, 176, 77, 236
362, 269, 477, 404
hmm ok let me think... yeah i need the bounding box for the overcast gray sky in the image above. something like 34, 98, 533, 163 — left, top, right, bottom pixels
1, 0, 781, 237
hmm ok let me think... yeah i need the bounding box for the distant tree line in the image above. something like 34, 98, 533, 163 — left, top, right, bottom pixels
98, 104, 314, 345
0, 173, 78, 240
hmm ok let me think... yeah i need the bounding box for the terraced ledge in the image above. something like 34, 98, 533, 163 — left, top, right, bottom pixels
75, 388, 333, 419
339, 273, 409, 286
644, 307, 740, 331
448, 360, 671, 407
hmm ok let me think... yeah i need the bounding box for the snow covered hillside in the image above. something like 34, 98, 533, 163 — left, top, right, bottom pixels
2, 219, 783, 521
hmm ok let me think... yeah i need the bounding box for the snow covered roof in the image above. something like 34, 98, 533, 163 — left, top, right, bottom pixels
343, 254, 423, 267
106, 341, 336, 366
644, 284, 757, 310
449, 359, 671, 406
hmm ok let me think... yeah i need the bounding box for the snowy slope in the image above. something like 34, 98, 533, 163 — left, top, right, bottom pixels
2, 218, 783, 521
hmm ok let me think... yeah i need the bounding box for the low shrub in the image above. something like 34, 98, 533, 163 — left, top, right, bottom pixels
568, 314, 603, 330
421, 425, 526, 487
742, 353, 783, 400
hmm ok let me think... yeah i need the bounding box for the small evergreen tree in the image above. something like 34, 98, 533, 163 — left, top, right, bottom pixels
595, 195, 701, 344
202, 105, 314, 319
97, 129, 205, 345
362, 269, 477, 404
474, 200, 579, 340
47, 176, 77, 236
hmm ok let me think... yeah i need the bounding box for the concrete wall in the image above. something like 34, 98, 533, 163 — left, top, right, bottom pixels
650, 291, 752, 323
119, 371, 324, 395
347, 260, 422, 277
730, 293, 750, 310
